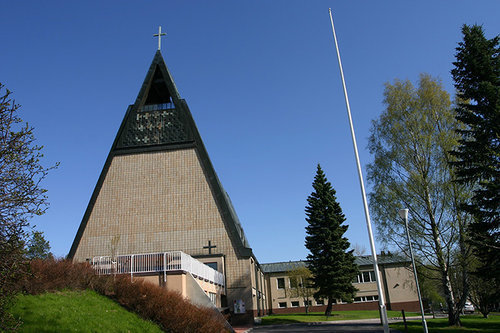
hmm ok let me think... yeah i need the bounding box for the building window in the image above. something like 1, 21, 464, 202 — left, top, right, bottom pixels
291, 301, 299, 307
208, 292, 217, 304
304, 300, 312, 306
354, 271, 376, 283
277, 277, 285, 289
353, 295, 379, 303
278, 302, 287, 308
204, 262, 218, 270
316, 299, 324, 305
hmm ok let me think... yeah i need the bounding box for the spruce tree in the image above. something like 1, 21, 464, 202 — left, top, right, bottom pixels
304, 164, 358, 316
451, 25, 500, 282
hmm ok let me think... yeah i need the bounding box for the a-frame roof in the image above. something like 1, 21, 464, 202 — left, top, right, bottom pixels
68, 51, 252, 259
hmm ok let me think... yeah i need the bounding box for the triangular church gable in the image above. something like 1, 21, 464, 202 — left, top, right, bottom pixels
68, 51, 252, 260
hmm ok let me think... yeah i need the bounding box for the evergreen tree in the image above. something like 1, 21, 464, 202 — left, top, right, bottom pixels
305, 164, 358, 316
26, 230, 52, 260
451, 25, 500, 283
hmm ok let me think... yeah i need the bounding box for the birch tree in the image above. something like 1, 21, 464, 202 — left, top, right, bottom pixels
286, 266, 315, 314
367, 74, 472, 326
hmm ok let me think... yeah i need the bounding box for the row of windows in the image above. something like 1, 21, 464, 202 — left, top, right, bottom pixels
354, 295, 379, 302
277, 271, 376, 290
278, 296, 378, 308
139, 102, 175, 112
353, 271, 376, 284
277, 277, 311, 289
278, 300, 322, 308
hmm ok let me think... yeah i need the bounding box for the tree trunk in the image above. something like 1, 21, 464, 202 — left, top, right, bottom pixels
454, 182, 470, 322
448, 309, 462, 327
424, 189, 461, 326
325, 298, 333, 317
304, 296, 309, 314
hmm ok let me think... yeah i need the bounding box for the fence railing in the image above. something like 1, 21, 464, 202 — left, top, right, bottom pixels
91, 251, 224, 287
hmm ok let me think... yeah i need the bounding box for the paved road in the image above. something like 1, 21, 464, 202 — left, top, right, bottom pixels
252, 321, 402, 332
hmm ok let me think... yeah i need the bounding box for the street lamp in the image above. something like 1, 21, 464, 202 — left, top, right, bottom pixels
399, 209, 428, 333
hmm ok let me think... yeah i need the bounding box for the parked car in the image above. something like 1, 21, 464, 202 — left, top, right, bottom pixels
463, 301, 475, 314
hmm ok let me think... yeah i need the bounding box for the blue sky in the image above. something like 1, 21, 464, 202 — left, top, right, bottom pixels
1, 1, 499, 263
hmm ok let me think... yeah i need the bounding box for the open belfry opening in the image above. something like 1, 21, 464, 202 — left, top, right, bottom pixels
68, 49, 267, 325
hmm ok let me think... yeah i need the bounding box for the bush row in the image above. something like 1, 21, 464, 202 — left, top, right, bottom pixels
17, 259, 229, 333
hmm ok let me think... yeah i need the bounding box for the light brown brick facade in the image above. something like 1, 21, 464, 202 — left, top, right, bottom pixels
262, 258, 420, 314
72, 148, 267, 316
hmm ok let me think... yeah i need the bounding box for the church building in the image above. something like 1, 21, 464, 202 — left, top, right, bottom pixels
68, 48, 267, 324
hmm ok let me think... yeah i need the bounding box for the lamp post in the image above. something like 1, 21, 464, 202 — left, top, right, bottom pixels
399, 209, 428, 333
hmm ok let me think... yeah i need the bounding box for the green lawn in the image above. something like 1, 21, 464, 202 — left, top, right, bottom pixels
390, 315, 500, 333
9, 290, 163, 333
260, 310, 418, 325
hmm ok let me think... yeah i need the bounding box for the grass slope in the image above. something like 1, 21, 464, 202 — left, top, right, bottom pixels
390, 315, 500, 333
9, 290, 163, 333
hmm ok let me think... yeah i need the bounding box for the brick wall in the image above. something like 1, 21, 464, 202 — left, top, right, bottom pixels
73, 148, 253, 314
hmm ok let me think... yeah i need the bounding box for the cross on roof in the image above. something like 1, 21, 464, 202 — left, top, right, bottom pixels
154, 26, 166, 51
203, 240, 216, 254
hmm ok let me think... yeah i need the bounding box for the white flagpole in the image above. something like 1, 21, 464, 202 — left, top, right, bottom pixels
328, 9, 389, 333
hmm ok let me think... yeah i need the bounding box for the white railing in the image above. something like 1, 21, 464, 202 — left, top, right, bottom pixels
91, 251, 224, 287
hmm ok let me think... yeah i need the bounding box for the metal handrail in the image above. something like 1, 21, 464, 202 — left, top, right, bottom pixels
91, 251, 224, 287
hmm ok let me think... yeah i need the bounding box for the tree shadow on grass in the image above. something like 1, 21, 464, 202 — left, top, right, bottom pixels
393, 316, 500, 333
261, 318, 304, 325
260, 313, 341, 326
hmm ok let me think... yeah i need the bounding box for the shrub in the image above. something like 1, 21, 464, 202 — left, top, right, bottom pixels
18, 258, 111, 295
113, 276, 228, 332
